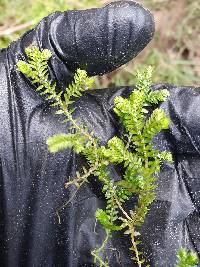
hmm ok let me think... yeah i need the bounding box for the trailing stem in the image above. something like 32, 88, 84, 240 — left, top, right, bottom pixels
91, 230, 111, 267
115, 195, 143, 266
131, 229, 142, 267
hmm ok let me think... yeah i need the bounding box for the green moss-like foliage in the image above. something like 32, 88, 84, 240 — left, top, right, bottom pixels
176, 248, 198, 267
17, 46, 198, 267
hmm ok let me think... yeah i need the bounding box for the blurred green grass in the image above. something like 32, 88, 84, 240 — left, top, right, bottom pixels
0, 0, 199, 87
0, 0, 102, 48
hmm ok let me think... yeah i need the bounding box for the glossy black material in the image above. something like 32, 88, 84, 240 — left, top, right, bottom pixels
10, 0, 155, 90
0, 1, 199, 267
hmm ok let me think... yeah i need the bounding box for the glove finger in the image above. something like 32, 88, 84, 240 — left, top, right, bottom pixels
13, 1, 154, 87
50, 1, 155, 76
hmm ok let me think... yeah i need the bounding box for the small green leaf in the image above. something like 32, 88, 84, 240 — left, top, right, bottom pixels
47, 133, 85, 153
42, 49, 52, 60
95, 209, 121, 231
16, 61, 32, 76
55, 110, 65, 115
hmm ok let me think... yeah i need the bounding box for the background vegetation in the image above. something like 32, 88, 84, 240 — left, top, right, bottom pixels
0, 0, 200, 87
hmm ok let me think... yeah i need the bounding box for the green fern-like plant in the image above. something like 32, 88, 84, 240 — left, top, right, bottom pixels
17, 46, 198, 267
17, 46, 101, 189
176, 248, 198, 267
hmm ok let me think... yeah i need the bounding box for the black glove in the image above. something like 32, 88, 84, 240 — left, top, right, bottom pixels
0, 1, 199, 266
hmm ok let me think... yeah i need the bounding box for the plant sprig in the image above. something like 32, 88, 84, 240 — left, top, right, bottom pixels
17, 46, 198, 267
176, 248, 198, 267
17, 45, 103, 190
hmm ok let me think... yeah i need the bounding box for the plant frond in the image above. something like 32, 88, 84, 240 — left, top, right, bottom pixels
17, 48, 186, 267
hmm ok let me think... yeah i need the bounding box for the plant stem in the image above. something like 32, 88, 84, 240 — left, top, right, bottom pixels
114, 194, 143, 267
64, 161, 100, 188
114, 194, 132, 221
131, 228, 142, 267
91, 230, 110, 267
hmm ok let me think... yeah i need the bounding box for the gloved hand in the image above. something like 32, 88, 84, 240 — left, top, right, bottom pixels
0, 1, 199, 267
